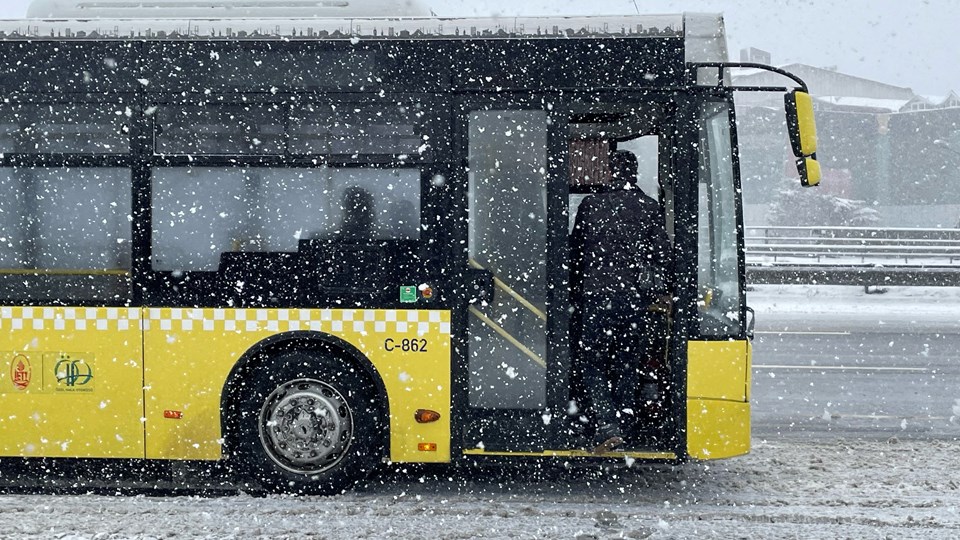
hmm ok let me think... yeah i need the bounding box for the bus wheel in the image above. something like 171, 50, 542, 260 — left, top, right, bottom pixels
231, 350, 382, 495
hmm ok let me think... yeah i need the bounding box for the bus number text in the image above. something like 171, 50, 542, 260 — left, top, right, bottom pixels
384, 338, 428, 353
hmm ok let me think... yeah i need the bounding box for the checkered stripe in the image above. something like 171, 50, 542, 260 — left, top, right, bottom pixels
0, 307, 451, 336
0, 307, 141, 332
146, 308, 450, 335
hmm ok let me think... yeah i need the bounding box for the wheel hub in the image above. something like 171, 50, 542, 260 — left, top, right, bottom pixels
259, 379, 353, 475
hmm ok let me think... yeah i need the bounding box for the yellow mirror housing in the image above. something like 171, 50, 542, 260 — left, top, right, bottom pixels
786, 91, 818, 156
785, 90, 820, 187
798, 156, 821, 187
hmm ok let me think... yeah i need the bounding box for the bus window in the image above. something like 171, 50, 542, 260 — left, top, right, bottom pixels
618, 136, 661, 199
698, 103, 742, 337
154, 101, 430, 159
151, 167, 421, 272
290, 102, 422, 156
568, 135, 667, 234
0, 103, 130, 154
467, 110, 548, 409
0, 167, 132, 302
155, 105, 285, 156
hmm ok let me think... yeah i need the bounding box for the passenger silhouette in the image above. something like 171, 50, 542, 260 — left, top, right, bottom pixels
569, 151, 673, 452
337, 186, 376, 240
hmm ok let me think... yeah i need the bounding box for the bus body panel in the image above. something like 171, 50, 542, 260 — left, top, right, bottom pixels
142, 308, 451, 463
687, 340, 750, 402
686, 399, 750, 460
686, 340, 751, 459
0, 306, 144, 458
0, 307, 451, 463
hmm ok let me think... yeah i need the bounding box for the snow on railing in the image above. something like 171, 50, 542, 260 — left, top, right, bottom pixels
745, 226, 960, 286
745, 226, 960, 267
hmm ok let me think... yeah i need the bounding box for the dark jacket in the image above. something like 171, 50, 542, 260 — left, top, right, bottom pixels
570, 188, 673, 314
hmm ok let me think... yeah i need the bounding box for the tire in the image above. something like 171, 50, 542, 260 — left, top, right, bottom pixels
228, 348, 384, 495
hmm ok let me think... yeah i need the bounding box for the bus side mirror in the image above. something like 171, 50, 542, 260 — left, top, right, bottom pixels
784, 90, 822, 187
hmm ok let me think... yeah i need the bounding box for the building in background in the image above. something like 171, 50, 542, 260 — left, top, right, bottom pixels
734, 50, 960, 228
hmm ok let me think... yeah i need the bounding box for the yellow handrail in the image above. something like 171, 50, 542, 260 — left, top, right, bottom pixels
468, 305, 546, 369
468, 258, 547, 321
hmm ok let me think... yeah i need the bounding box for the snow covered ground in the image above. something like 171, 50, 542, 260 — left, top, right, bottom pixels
1, 285, 958, 539
748, 283, 960, 332
1, 438, 958, 539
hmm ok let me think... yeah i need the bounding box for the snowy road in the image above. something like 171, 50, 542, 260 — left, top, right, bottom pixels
750, 285, 960, 441
1, 438, 958, 539
1, 285, 958, 539
752, 329, 960, 440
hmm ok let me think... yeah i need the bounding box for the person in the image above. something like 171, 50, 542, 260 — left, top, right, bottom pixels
569, 151, 673, 453
336, 186, 376, 240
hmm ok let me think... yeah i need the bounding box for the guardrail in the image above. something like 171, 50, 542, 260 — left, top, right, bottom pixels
745, 226, 960, 286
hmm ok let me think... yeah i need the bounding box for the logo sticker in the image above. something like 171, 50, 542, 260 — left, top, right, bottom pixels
50, 353, 95, 393
10, 353, 32, 391
400, 286, 418, 304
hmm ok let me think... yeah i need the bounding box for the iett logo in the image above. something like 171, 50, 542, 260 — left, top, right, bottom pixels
54, 353, 94, 388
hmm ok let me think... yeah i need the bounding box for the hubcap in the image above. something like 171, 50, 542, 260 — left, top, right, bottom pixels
258, 379, 353, 475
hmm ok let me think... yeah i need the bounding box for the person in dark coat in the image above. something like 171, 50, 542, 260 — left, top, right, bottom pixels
570, 151, 673, 452
337, 186, 376, 240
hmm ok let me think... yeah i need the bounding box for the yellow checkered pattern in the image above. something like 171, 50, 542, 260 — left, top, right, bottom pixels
0, 306, 140, 332
0, 307, 451, 335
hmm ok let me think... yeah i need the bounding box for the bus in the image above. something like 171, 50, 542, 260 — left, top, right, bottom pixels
0, 2, 820, 494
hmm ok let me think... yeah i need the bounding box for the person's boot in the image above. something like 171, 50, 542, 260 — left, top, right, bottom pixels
592, 423, 623, 454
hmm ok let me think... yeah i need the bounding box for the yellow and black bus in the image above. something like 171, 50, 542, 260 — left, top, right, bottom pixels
0, 8, 819, 494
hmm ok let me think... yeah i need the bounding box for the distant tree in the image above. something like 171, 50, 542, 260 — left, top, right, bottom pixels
767, 178, 879, 227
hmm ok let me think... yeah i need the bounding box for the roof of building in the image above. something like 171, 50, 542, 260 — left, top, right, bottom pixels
735, 63, 916, 98
816, 96, 912, 112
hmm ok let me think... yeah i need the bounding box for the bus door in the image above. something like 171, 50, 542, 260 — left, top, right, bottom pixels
563, 101, 680, 451
686, 99, 751, 460
461, 101, 679, 454
462, 107, 562, 453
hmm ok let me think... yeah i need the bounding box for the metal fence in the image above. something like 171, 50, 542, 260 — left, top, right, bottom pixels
744, 226, 960, 286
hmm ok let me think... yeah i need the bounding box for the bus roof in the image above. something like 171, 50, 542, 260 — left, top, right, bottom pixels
0, 15, 683, 39
0, 13, 724, 45
26, 0, 434, 19
0, 11, 728, 64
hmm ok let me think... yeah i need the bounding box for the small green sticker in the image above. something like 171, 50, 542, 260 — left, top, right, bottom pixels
400, 286, 418, 303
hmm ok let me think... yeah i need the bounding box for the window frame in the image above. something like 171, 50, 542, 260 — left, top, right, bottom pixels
0, 94, 137, 305
147, 93, 440, 166
696, 99, 746, 340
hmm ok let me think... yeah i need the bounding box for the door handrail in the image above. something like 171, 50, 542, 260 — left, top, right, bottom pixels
468, 305, 546, 369
468, 258, 547, 321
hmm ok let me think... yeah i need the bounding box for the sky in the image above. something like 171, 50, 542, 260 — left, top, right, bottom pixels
0, 0, 957, 96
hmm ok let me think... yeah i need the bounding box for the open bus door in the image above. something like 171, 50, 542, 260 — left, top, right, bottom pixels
564, 102, 680, 454
460, 99, 680, 457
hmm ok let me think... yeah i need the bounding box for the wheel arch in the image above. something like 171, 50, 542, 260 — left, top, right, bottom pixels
219, 331, 390, 454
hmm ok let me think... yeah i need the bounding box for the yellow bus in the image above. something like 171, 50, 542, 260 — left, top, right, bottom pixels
0, 6, 819, 494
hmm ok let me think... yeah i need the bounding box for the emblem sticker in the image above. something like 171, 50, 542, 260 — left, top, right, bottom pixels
400, 285, 418, 304
48, 353, 95, 393
9, 353, 32, 391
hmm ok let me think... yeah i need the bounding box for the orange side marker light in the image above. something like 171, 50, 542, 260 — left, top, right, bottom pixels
415, 409, 441, 423
418, 443, 438, 452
